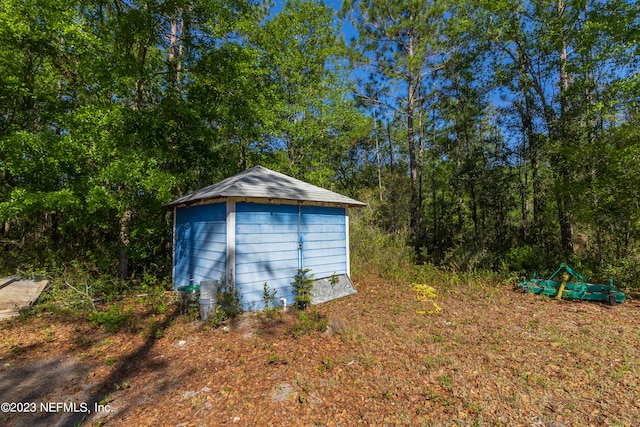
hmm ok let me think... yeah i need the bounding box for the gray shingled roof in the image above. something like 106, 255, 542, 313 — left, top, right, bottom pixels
167, 165, 366, 208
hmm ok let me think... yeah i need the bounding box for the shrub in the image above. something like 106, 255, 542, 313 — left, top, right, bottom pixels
292, 269, 314, 310
503, 245, 548, 275
262, 282, 282, 319
139, 274, 171, 315
349, 206, 414, 281
206, 275, 242, 328
291, 310, 328, 338
88, 303, 133, 332
207, 305, 229, 328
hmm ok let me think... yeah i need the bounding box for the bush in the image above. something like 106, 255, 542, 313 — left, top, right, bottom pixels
503, 245, 548, 275
600, 256, 640, 290
291, 310, 328, 338
206, 275, 243, 328
88, 303, 133, 332
349, 207, 414, 281
217, 276, 243, 317
139, 274, 171, 315
206, 305, 229, 328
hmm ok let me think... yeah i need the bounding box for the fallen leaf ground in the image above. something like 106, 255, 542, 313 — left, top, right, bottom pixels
1, 272, 639, 426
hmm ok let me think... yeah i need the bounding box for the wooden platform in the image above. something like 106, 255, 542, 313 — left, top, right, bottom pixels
0, 277, 49, 320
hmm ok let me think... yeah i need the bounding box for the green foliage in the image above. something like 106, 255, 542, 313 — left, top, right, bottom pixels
215, 275, 243, 321
88, 304, 133, 333
28, 262, 127, 314
291, 310, 328, 338
503, 246, 548, 275
0, 0, 265, 278
292, 268, 314, 309
349, 198, 415, 281
329, 274, 339, 288
262, 282, 282, 319
254, 0, 369, 183
317, 356, 335, 373
0, 0, 638, 289
206, 305, 230, 328
601, 256, 640, 290
139, 274, 171, 315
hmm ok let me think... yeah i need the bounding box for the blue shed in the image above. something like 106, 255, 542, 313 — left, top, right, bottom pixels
166, 166, 366, 310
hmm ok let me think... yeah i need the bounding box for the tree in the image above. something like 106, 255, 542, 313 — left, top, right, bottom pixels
341, 0, 448, 250
256, 0, 370, 187
0, 0, 267, 277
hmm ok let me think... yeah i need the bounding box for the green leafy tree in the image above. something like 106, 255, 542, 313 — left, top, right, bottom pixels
256, 0, 369, 186
341, 0, 449, 249
0, 0, 267, 277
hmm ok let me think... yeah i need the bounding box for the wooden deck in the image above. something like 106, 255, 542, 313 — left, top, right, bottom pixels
0, 277, 49, 320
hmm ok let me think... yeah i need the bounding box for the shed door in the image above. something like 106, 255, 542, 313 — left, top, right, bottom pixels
235, 203, 299, 308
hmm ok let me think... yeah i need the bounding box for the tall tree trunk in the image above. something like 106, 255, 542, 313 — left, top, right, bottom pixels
407, 79, 421, 249
406, 24, 423, 250
556, 0, 574, 254
519, 136, 529, 243
531, 134, 542, 245
121, 18, 150, 279
373, 110, 383, 202
387, 119, 394, 172
431, 98, 438, 254
168, 10, 183, 91
455, 134, 463, 236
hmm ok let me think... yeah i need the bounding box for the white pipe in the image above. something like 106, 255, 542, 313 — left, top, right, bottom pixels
279, 297, 287, 312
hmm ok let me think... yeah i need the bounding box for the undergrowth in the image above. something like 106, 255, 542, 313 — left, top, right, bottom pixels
207, 276, 244, 328
350, 209, 414, 282
17, 262, 175, 332
290, 310, 328, 338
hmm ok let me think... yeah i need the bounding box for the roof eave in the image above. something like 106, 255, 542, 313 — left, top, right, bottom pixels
166, 195, 366, 210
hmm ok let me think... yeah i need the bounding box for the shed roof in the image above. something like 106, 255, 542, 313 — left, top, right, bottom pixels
167, 165, 366, 208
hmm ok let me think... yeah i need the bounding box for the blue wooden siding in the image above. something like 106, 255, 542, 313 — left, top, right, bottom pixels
173, 201, 349, 310
173, 203, 226, 289
300, 205, 347, 279
235, 203, 299, 309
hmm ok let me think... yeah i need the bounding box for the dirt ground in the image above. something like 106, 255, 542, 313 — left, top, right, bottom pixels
1, 273, 640, 426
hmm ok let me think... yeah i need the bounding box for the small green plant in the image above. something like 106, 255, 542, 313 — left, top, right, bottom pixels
147, 319, 165, 338
329, 273, 339, 288
213, 274, 243, 324
206, 305, 229, 328
262, 282, 282, 319
185, 303, 200, 321
317, 356, 335, 373
114, 381, 130, 391
292, 268, 314, 310
266, 354, 279, 365
291, 310, 327, 338
140, 274, 170, 315
88, 303, 133, 332
74, 335, 91, 347
439, 374, 454, 388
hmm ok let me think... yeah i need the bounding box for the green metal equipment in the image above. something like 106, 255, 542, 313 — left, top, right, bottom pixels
517, 263, 625, 305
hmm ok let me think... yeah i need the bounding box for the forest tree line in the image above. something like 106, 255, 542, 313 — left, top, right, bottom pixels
1, 0, 639, 286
